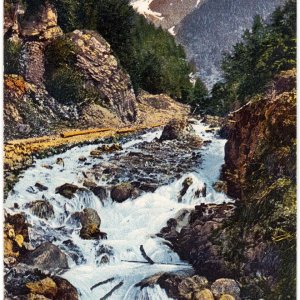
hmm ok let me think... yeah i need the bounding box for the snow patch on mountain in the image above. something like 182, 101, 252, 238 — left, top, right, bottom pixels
131, 0, 163, 20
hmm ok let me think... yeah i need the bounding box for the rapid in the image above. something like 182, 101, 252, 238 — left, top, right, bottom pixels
5, 120, 231, 299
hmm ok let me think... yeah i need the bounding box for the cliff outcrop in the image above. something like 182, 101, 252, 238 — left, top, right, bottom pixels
4, 1, 189, 141
222, 69, 296, 200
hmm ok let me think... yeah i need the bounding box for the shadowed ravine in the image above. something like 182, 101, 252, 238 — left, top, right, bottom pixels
5, 120, 231, 299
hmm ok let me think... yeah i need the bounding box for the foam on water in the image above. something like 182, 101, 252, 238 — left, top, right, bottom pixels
5, 120, 231, 299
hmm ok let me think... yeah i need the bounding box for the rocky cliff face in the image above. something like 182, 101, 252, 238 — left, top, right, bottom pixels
222, 69, 296, 200
69, 30, 137, 123
4, 2, 189, 141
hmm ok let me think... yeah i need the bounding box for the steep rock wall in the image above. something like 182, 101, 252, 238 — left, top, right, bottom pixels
222, 69, 296, 199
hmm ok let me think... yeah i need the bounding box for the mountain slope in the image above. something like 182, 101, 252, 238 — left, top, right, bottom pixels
177, 0, 285, 87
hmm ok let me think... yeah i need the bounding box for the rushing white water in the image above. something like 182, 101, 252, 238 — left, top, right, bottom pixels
5, 120, 231, 299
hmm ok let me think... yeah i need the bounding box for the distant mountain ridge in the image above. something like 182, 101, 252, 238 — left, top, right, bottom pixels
131, 0, 286, 88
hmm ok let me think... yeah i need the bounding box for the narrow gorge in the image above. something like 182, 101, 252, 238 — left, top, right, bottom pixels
3, 0, 296, 299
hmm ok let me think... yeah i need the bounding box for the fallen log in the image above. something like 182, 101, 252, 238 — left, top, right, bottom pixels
116, 128, 137, 134
60, 128, 112, 138
99, 281, 124, 300
140, 245, 155, 264
91, 277, 115, 290
121, 259, 189, 267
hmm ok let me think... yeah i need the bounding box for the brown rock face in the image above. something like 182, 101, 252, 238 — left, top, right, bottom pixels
222, 69, 296, 199
21, 242, 69, 271
21, 42, 45, 87
21, 2, 63, 41
70, 30, 137, 123
159, 203, 235, 280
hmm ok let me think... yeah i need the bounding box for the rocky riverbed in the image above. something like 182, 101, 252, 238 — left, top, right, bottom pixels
4, 118, 240, 300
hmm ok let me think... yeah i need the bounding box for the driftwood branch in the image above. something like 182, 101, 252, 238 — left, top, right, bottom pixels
139, 245, 155, 264
121, 259, 189, 267
99, 281, 124, 300
90, 277, 115, 291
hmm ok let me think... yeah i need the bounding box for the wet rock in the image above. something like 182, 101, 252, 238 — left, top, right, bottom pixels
193, 288, 214, 300
55, 183, 80, 199
159, 119, 189, 141
5, 212, 29, 242
66, 212, 82, 227
156, 273, 183, 299
90, 150, 103, 158
97, 143, 123, 152
4, 212, 29, 263
95, 245, 114, 266
111, 183, 135, 203
35, 182, 48, 191
26, 200, 54, 220
21, 242, 68, 271
195, 183, 207, 198
139, 182, 158, 193
83, 180, 97, 189
52, 276, 79, 300
178, 275, 209, 298
160, 204, 236, 281
26, 186, 39, 194
41, 164, 53, 170
5, 266, 47, 297
56, 158, 64, 167
80, 208, 101, 228
90, 186, 107, 202
179, 177, 193, 201
79, 208, 107, 240
61, 239, 86, 265
80, 224, 101, 240
213, 181, 228, 194
5, 264, 78, 300
211, 278, 240, 299
26, 277, 57, 299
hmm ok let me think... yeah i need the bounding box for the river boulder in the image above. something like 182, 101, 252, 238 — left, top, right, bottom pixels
159, 119, 189, 141
52, 276, 79, 300
26, 200, 54, 220
4, 264, 78, 300
21, 242, 68, 271
178, 275, 209, 298
193, 289, 214, 300
80, 208, 101, 228
26, 277, 58, 299
111, 182, 135, 202
211, 278, 240, 299
79, 208, 107, 240
91, 186, 107, 202
55, 183, 88, 199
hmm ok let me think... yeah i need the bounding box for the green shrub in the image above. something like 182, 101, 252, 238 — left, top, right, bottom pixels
4, 40, 22, 74
46, 65, 98, 105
